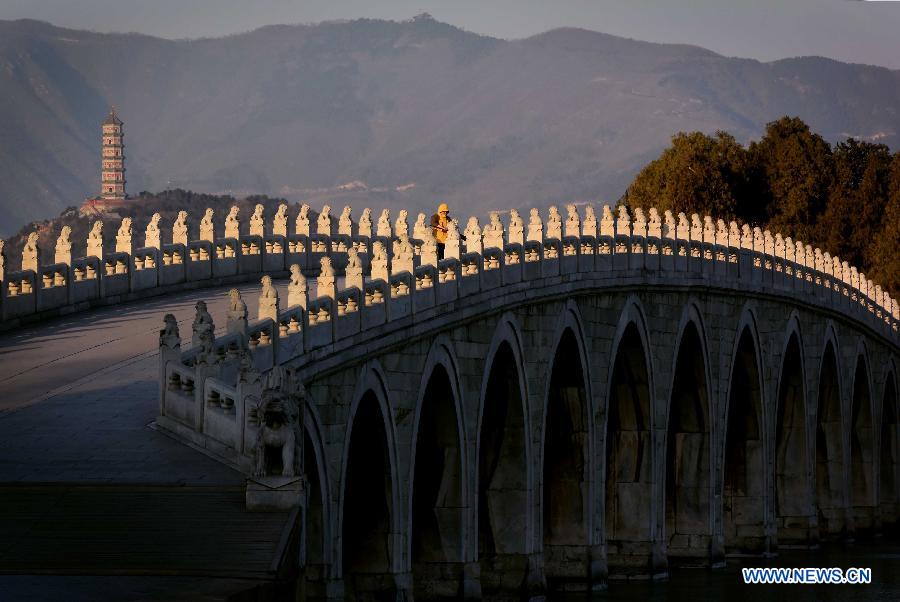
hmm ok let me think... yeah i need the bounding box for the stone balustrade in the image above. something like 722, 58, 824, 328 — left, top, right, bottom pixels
154, 203, 899, 477
1, 203, 897, 343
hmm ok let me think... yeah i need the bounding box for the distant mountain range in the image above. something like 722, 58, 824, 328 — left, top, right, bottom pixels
1, 14, 898, 235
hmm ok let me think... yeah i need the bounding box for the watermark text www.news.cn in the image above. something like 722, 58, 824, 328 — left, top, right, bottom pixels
742, 567, 871, 585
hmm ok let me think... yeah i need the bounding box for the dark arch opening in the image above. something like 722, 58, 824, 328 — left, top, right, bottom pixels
880, 375, 898, 530
411, 363, 464, 599
816, 342, 843, 537
665, 321, 711, 563
605, 323, 653, 571
478, 341, 528, 593
775, 333, 812, 544
342, 391, 394, 597
543, 328, 589, 587
303, 431, 326, 597
723, 327, 765, 554
850, 356, 875, 532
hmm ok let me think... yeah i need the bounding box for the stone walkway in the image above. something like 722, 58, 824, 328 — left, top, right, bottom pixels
0, 282, 297, 600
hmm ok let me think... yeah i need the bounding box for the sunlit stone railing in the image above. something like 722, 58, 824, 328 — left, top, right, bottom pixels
2, 201, 897, 343
149, 202, 900, 471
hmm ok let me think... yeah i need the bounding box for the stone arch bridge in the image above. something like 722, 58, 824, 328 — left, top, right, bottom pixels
146, 203, 900, 599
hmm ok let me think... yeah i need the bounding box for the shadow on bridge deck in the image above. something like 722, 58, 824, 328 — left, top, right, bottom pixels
0, 281, 303, 600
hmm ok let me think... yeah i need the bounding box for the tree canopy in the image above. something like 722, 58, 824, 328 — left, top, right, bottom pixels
622, 116, 899, 298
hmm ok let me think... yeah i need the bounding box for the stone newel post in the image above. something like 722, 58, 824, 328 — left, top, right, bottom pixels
295, 204, 311, 237
225, 206, 241, 239
508, 209, 524, 246
564, 203, 580, 237
173, 211, 189, 246
371, 241, 389, 282
115, 217, 134, 255
483, 212, 505, 250
87, 220, 104, 260
463, 217, 482, 255
317, 205, 333, 237
358, 208, 373, 238
546, 205, 562, 240
191, 300, 215, 351
226, 288, 249, 338
272, 204, 288, 238
376, 209, 392, 238
583, 206, 598, 237
250, 204, 265, 237
55, 226, 73, 266
412, 213, 428, 240
419, 232, 438, 267
316, 256, 337, 300
199, 208, 215, 242
158, 313, 181, 417
258, 275, 280, 322
145, 213, 162, 249
339, 206, 354, 237
287, 264, 308, 309
444, 220, 462, 260
345, 248, 365, 291
392, 234, 415, 275
21, 232, 40, 273
527, 208, 543, 244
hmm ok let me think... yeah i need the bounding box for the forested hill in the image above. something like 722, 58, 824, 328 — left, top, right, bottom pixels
1, 15, 899, 234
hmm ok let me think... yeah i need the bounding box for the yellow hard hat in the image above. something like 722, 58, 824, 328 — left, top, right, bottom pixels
438, 203, 449, 213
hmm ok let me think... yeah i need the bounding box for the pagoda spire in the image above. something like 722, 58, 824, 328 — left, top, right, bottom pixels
100, 107, 126, 199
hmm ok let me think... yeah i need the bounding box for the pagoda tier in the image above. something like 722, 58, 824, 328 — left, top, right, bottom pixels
100, 108, 126, 200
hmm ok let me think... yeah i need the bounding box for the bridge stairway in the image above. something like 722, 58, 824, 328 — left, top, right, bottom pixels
0, 484, 297, 598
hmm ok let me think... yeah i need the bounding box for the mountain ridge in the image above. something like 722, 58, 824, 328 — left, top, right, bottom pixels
0, 16, 898, 234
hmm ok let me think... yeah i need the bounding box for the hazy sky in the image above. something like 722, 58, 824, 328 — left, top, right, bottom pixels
2, 0, 900, 69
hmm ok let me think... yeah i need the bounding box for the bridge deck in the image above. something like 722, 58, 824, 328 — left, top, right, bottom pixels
0, 282, 296, 600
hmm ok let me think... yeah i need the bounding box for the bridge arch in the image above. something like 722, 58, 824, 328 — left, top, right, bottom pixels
880, 360, 899, 528
407, 335, 469, 597
474, 313, 535, 591
302, 399, 333, 584
337, 360, 402, 594
539, 301, 595, 585
815, 323, 845, 536
850, 341, 876, 531
721, 305, 768, 554
773, 313, 813, 544
663, 302, 714, 562
604, 296, 656, 569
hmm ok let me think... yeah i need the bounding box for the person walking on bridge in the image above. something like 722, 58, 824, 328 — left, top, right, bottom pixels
430, 202, 451, 259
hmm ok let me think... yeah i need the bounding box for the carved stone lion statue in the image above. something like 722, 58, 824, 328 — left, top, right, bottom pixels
253, 388, 299, 477
57, 225, 72, 248
359, 207, 373, 237
24, 232, 39, 253
547, 205, 562, 226
147, 213, 161, 233
228, 288, 247, 320
377, 209, 392, 237
118, 217, 133, 238
89, 220, 103, 240
319, 255, 336, 278
160, 313, 181, 348
192, 300, 215, 352
290, 263, 305, 288
464, 217, 481, 240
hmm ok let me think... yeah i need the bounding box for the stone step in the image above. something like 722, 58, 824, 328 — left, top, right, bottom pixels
0, 484, 293, 579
